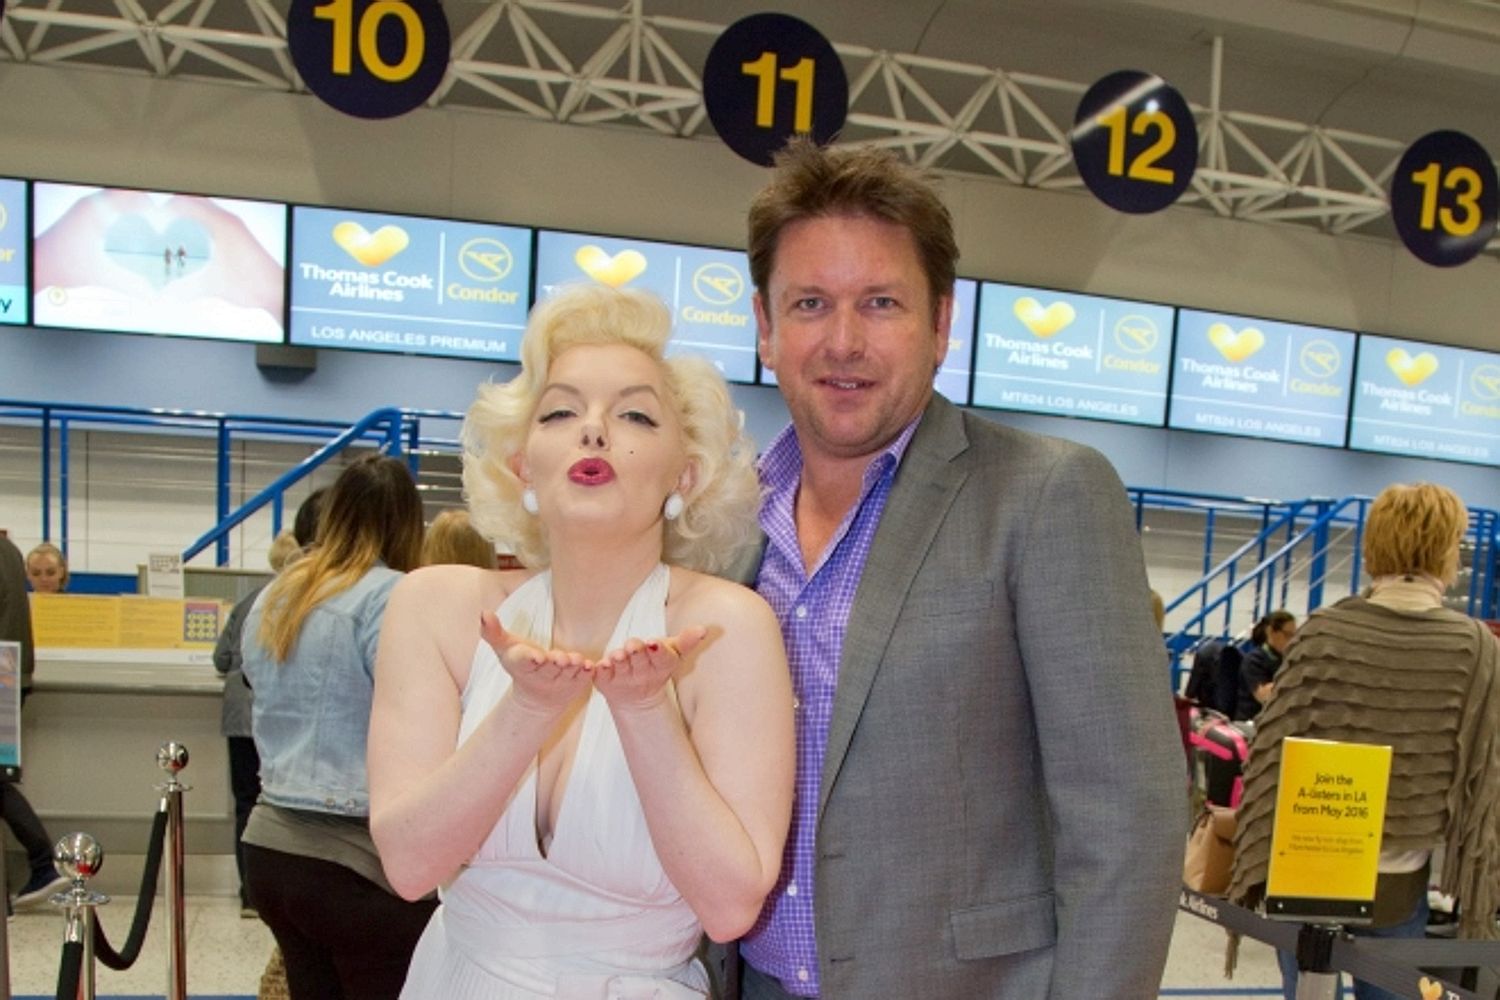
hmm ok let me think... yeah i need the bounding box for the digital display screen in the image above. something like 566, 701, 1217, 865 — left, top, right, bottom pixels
0, 180, 26, 326
1348, 335, 1500, 467
32, 182, 285, 343
535, 230, 757, 383
289, 206, 532, 361
758, 278, 977, 406
1167, 309, 1355, 447
971, 282, 1173, 426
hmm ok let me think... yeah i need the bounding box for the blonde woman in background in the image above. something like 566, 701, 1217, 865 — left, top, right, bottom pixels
24, 542, 67, 593
422, 509, 497, 569
213, 490, 324, 917
241, 456, 433, 1000
1230, 482, 1500, 1000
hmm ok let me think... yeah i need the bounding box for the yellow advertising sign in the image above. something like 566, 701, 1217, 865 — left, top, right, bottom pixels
30, 594, 224, 650
1266, 737, 1392, 921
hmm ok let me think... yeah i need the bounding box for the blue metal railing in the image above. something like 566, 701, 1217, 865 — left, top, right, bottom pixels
0, 399, 465, 567
7, 398, 1499, 671
182, 407, 413, 564
1160, 494, 1500, 689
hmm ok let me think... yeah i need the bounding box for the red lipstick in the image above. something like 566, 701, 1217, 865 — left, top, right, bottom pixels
568, 458, 616, 485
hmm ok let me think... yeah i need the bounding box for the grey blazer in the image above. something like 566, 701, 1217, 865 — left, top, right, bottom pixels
759, 395, 1185, 998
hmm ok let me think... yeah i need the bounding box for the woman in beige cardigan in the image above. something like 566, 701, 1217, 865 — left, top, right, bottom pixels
1229, 481, 1500, 1000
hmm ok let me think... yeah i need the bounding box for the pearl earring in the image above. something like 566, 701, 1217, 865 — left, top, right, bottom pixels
663, 492, 685, 521
522, 488, 539, 515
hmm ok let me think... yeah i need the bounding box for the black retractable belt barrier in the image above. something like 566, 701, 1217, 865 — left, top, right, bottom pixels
91, 807, 168, 971
54, 939, 82, 1000
1179, 886, 1500, 1000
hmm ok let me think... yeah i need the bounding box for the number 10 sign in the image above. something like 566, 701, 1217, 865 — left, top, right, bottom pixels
703, 13, 849, 167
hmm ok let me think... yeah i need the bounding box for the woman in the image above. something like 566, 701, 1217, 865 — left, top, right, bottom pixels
1229, 483, 1500, 1000
24, 542, 67, 593
369, 284, 794, 998
421, 508, 497, 569
241, 455, 434, 1000
1231, 609, 1296, 720
214, 489, 325, 919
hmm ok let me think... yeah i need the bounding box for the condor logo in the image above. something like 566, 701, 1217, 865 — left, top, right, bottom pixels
692, 263, 743, 306
458, 238, 514, 283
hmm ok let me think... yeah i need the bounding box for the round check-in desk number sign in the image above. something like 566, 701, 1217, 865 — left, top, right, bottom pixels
288, 0, 451, 120
703, 12, 848, 166
1071, 69, 1198, 214
1390, 129, 1498, 267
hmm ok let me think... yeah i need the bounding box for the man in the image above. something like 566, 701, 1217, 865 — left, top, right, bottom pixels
0, 535, 67, 910
737, 139, 1185, 998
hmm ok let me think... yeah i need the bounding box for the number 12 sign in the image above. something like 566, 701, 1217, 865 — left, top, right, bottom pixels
703, 13, 848, 167
1070, 69, 1198, 215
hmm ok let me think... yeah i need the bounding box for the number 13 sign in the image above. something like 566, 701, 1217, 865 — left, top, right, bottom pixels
1070, 69, 1198, 215
1390, 130, 1498, 268
703, 13, 848, 167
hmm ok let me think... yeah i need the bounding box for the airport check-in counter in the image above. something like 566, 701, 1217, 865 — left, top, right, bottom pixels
9, 572, 266, 898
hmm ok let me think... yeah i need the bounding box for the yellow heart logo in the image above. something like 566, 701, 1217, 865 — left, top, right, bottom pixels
1013, 297, 1076, 338
1207, 323, 1265, 363
331, 222, 409, 267
1419, 975, 1444, 1000
1386, 349, 1439, 387
574, 245, 648, 287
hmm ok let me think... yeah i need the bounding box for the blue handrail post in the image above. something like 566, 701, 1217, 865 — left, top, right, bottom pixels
1349, 498, 1367, 595
1222, 564, 1235, 635
403, 414, 421, 478
1307, 501, 1330, 612
1482, 511, 1499, 620
1202, 508, 1216, 578
39, 408, 52, 543
216, 421, 232, 567
59, 418, 70, 560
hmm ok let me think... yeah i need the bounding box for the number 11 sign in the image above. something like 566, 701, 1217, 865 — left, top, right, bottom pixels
703, 13, 848, 167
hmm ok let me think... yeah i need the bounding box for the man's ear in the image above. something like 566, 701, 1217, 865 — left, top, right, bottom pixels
754, 292, 775, 373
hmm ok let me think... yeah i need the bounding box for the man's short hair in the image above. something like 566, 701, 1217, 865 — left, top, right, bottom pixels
747, 138, 958, 318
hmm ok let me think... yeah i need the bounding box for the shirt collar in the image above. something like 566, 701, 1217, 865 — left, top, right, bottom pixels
759, 413, 923, 494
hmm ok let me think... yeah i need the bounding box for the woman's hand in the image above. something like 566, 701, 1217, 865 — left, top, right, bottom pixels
480, 611, 591, 716
593, 626, 707, 713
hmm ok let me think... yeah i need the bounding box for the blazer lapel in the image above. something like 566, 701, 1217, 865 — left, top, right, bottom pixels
818, 397, 970, 821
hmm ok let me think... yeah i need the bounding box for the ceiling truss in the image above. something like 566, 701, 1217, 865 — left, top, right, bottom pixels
0, 0, 1492, 255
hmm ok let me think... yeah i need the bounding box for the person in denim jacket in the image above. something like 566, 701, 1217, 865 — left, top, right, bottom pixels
240, 454, 434, 1000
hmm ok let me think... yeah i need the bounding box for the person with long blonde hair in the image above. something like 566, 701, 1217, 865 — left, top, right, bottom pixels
241, 454, 432, 1000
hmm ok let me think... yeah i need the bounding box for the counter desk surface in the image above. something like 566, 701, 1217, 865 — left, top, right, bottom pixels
33, 648, 225, 695
18, 648, 233, 876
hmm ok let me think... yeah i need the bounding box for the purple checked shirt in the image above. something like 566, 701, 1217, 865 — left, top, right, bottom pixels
739, 418, 919, 997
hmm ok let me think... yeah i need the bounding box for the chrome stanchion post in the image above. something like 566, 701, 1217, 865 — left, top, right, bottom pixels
53, 832, 107, 1000
155, 743, 188, 1000
1294, 924, 1342, 1000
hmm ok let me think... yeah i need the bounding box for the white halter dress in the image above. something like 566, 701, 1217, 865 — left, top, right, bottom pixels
400, 564, 707, 999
